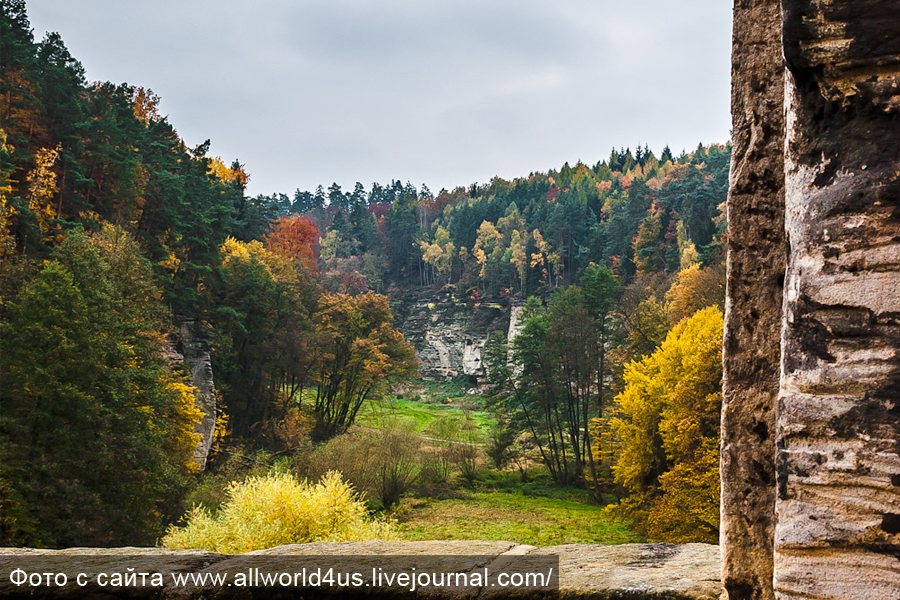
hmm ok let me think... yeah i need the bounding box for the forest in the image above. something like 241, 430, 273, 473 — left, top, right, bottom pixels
1, 1, 728, 550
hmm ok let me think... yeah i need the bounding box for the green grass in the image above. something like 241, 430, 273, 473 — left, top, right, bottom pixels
354, 380, 640, 546
357, 397, 494, 437
473, 470, 615, 504
394, 491, 640, 546
356, 379, 495, 437
416, 378, 469, 400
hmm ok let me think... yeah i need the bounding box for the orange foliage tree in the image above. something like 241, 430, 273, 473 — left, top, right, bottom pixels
264, 215, 319, 271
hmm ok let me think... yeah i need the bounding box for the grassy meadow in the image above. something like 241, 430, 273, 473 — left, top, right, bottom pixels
352, 379, 638, 546
355, 379, 494, 436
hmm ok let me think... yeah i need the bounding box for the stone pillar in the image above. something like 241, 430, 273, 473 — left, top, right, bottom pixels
721, 1, 785, 598
776, 1, 900, 598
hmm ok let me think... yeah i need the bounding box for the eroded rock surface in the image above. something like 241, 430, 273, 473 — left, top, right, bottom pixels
721, 0, 785, 598
726, 0, 900, 598
776, 1, 900, 598
0, 542, 721, 600
393, 295, 509, 381
165, 319, 217, 470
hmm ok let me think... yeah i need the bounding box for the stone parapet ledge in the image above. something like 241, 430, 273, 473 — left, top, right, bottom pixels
0, 541, 721, 599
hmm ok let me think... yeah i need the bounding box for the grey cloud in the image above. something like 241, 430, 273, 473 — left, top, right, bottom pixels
27, 0, 731, 196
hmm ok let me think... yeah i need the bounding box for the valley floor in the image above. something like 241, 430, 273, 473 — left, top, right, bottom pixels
355, 379, 640, 546
395, 491, 639, 546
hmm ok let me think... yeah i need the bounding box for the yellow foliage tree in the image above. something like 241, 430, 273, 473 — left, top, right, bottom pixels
0, 130, 16, 257
418, 225, 455, 284
220, 236, 298, 285
509, 229, 528, 293
207, 156, 249, 188
473, 220, 502, 289
160, 379, 204, 472
675, 221, 699, 270
603, 306, 723, 543
26, 144, 61, 242
665, 263, 726, 325
312, 292, 417, 439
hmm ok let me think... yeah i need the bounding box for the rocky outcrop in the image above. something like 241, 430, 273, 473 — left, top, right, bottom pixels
0, 542, 721, 599
725, 1, 900, 598
393, 295, 510, 381
507, 304, 524, 347
165, 319, 217, 470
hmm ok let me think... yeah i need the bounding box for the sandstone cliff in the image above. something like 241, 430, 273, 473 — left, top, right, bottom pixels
393, 294, 512, 381
165, 319, 217, 471
724, 1, 900, 598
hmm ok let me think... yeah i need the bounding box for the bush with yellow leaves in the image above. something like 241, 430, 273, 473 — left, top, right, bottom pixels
161, 471, 396, 553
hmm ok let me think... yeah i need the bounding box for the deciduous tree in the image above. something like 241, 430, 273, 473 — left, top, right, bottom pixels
311, 292, 417, 440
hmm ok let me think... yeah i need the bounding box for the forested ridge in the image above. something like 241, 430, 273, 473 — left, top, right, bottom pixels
265, 140, 728, 297
1, 1, 729, 549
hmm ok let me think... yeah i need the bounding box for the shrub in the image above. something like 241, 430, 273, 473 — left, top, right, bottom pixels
374, 429, 420, 507
310, 431, 378, 497
418, 446, 453, 487
485, 421, 516, 469
183, 446, 275, 511
161, 471, 395, 553
448, 412, 482, 484
419, 417, 459, 486
311, 427, 420, 508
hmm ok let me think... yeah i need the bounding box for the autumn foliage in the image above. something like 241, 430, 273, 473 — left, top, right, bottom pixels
604, 307, 723, 543
264, 215, 319, 271
311, 292, 418, 440
0, 0, 738, 548
0, 3, 417, 547
162, 471, 395, 553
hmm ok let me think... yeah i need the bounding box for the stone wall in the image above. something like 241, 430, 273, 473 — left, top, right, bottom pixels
0, 542, 721, 599
724, 1, 900, 598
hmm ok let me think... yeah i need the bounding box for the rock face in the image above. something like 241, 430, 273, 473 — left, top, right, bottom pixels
0, 542, 722, 599
165, 319, 217, 470
777, 2, 900, 598
721, 0, 785, 598
507, 304, 524, 347
725, 1, 900, 598
393, 295, 510, 381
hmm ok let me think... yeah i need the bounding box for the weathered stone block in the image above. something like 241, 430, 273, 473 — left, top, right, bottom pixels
0, 542, 722, 600
721, 1, 785, 598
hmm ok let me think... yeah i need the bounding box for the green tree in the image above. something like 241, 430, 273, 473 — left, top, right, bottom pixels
0, 226, 201, 547
579, 263, 620, 494
211, 237, 318, 439
545, 287, 595, 487
485, 297, 572, 485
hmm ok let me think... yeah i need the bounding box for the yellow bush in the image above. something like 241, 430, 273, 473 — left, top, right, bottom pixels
161, 471, 396, 553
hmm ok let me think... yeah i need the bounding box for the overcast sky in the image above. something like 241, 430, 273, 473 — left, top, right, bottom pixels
28, 1, 732, 197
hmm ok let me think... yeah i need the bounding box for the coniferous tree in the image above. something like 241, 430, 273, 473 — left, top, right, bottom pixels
1, 227, 201, 546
